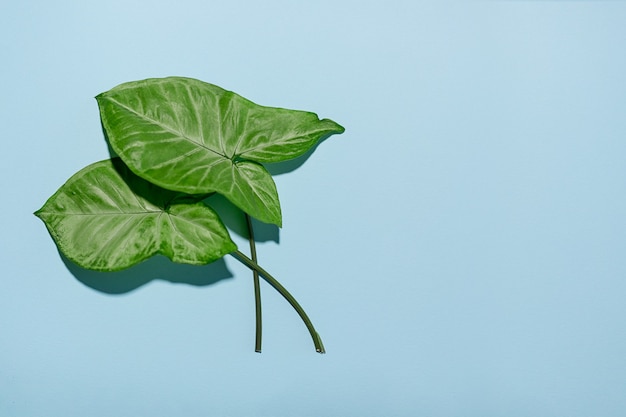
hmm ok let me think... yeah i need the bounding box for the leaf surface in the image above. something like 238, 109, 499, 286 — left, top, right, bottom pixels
35, 159, 236, 271
96, 77, 345, 226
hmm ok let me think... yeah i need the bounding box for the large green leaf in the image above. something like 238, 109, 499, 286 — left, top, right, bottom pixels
34, 158, 237, 271
96, 77, 345, 226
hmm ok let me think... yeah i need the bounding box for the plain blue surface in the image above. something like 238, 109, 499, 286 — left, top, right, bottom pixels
2, 1, 626, 416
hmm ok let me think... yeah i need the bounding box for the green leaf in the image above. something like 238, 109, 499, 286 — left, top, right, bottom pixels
34, 158, 237, 272
96, 77, 345, 226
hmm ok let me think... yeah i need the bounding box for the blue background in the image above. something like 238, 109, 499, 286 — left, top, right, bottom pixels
2, 1, 626, 416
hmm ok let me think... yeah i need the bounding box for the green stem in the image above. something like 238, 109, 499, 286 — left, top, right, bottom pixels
231, 250, 326, 354
245, 214, 262, 353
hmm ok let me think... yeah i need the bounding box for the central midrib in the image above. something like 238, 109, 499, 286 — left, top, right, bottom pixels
106, 96, 228, 159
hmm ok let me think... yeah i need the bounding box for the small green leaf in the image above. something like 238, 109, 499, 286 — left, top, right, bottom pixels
34, 158, 237, 271
96, 77, 345, 226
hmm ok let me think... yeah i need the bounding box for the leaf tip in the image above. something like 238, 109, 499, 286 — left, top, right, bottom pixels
320, 118, 345, 135
274, 211, 283, 228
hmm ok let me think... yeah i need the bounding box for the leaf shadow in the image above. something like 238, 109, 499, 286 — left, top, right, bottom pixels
263, 131, 333, 176
62, 252, 233, 295
205, 193, 280, 243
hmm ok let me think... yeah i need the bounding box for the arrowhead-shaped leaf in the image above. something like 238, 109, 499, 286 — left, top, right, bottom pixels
96, 77, 345, 226
34, 158, 237, 271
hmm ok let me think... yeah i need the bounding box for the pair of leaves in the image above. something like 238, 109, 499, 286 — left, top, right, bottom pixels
36, 77, 344, 271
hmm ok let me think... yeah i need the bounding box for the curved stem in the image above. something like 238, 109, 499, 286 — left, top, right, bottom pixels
245, 214, 262, 353
231, 250, 325, 354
